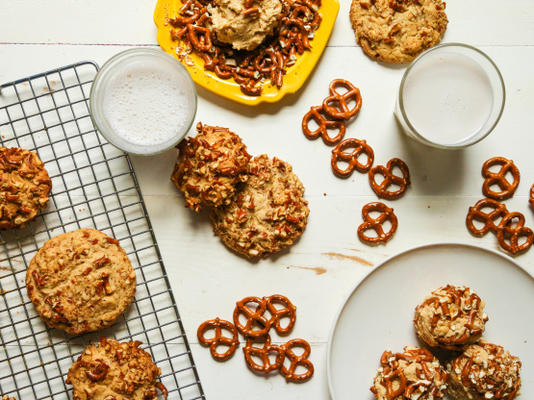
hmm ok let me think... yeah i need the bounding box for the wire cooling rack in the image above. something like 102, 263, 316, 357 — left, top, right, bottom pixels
0, 62, 205, 400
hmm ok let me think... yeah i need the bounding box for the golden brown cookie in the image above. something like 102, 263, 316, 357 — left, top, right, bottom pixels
26, 229, 136, 335
66, 337, 168, 400
350, 0, 448, 63
414, 285, 488, 350
0, 147, 52, 229
448, 342, 521, 400
171, 122, 251, 212
371, 346, 448, 400
2, 395, 16, 400
210, 155, 309, 259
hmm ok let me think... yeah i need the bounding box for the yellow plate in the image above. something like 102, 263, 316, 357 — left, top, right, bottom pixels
154, 0, 339, 105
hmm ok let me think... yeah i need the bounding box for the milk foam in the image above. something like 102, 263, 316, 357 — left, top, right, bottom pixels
102, 61, 191, 146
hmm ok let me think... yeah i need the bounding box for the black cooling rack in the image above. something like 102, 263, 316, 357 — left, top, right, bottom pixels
0, 62, 205, 399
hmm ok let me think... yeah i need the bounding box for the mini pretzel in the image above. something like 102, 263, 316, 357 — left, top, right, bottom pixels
331, 138, 374, 178
302, 106, 346, 145
357, 202, 398, 244
496, 212, 534, 255
243, 335, 285, 374
233, 296, 271, 338
280, 339, 314, 383
368, 158, 410, 200
197, 318, 239, 361
481, 157, 520, 200
466, 198, 509, 237
530, 184, 534, 208
264, 294, 297, 336
322, 79, 362, 120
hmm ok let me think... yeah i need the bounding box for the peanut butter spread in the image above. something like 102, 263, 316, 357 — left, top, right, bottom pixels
209, 0, 283, 51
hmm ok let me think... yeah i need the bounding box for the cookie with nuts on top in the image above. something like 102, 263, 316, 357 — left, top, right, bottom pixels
26, 229, 136, 335
350, 0, 448, 63
414, 285, 488, 351
448, 342, 521, 400
66, 337, 168, 400
171, 122, 251, 212
0, 147, 52, 229
210, 155, 309, 259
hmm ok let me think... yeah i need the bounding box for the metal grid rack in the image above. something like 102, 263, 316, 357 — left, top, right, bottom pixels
0, 62, 205, 400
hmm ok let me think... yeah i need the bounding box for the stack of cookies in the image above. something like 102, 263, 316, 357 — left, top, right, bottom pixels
171, 122, 310, 260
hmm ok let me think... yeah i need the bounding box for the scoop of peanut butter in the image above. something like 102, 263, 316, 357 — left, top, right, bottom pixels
209, 0, 282, 51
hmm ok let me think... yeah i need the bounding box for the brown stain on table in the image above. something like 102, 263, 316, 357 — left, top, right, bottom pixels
322, 252, 373, 267
287, 266, 327, 275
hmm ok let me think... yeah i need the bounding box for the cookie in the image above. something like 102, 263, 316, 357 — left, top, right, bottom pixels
414, 285, 488, 350
66, 337, 168, 400
448, 342, 521, 400
350, 0, 448, 63
171, 122, 251, 212
371, 346, 448, 400
2, 396, 16, 400
210, 155, 309, 259
0, 147, 52, 229
26, 229, 136, 335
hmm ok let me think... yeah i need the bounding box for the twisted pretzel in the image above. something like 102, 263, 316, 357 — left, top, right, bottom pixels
322, 79, 362, 120
530, 184, 534, 208
496, 212, 534, 255
302, 106, 346, 145
368, 158, 410, 200
481, 157, 520, 200
357, 202, 398, 244
279, 339, 314, 383
243, 335, 285, 374
331, 138, 374, 178
265, 294, 297, 336
233, 296, 271, 338
197, 317, 239, 361
466, 198, 509, 237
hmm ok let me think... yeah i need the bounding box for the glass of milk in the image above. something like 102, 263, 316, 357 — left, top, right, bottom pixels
90, 48, 197, 155
395, 43, 505, 149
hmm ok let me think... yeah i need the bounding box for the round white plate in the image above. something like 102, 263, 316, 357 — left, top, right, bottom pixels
327, 243, 533, 400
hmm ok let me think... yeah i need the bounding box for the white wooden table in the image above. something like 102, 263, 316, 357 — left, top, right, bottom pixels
2, 1, 534, 399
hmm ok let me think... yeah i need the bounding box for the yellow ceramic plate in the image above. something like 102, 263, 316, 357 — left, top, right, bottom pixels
154, 0, 339, 105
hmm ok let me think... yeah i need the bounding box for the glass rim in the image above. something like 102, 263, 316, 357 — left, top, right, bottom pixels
398, 42, 506, 149
89, 47, 198, 156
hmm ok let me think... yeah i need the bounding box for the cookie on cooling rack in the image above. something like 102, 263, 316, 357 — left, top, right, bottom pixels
210, 155, 309, 259
0, 147, 52, 229
66, 337, 168, 400
26, 228, 136, 335
448, 342, 521, 400
350, 0, 448, 63
2, 395, 16, 400
414, 285, 488, 350
171, 122, 251, 212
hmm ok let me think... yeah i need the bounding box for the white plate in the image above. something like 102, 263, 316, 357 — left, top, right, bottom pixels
327, 243, 534, 400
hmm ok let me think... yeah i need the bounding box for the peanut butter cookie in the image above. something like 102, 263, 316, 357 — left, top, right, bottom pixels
210, 155, 309, 259
26, 229, 136, 335
350, 0, 448, 63
171, 122, 251, 212
0, 147, 51, 229
66, 337, 168, 400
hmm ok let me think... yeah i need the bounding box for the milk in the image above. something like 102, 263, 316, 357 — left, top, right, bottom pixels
102, 60, 192, 147
399, 52, 494, 146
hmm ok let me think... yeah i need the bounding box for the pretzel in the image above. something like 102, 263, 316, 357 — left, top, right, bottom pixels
197, 317, 240, 361
466, 198, 509, 237
368, 158, 410, 200
279, 339, 314, 383
357, 202, 398, 244
481, 156, 520, 200
322, 79, 362, 120
331, 138, 374, 178
530, 184, 534, 208
264, 294, 297, 336
233, 296, 271, 338
302, 106, 346, 146
243, 334, 285, 374
496, 212, 534, 255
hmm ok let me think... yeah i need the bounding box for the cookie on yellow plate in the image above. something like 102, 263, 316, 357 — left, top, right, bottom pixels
350, 0, 448, 63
